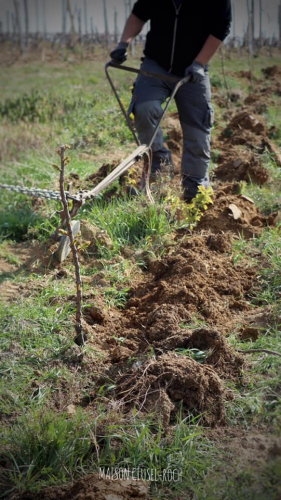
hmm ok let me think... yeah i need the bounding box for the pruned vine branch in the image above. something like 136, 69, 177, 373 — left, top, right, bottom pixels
58, 144, 86, 346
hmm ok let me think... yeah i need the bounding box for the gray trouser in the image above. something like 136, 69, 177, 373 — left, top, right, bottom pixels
129, 58, 214, 199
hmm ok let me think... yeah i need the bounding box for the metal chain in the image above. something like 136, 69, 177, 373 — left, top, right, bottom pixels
0, 144, 151, 204
0, 183, 81, 202
0, 145, 149, 204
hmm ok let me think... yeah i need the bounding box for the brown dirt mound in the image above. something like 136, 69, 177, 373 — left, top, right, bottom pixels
214, 152, 270, 185
79, 235, 254, 423
164, 112, 182, 139
262, 65, 281, 78
227, 128, 263, 148
115, 352, 225, 427
218, 110, 270, 151
85, 161, 120, 185
74, 233, 251, 433
244, 93, 271, 114
243, 74, 281, 113
122, 233, 255, 336
220, 132, 281, 168
236, 70, 257, 80
196, 187, 268, 238
84, 159, 142, 190
178, 328, 244, 377
14, 475, 149, 500
163, 112, 183, 172
226, 111, 266, 135
229, 90, 245, 103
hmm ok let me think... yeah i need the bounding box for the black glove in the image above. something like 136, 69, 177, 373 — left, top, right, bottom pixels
184, 61, 205, 83
110, 42, 129, 64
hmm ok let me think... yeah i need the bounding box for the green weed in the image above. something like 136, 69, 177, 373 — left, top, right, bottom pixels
0, 90, 97, 124
0, 193, 60, 243
174, 348, 210, 363
1, 409, 94, 491
0, 294, 75, 419
226, 325, 281, 428
252, 226, 281, 306
0, 241, 22, 265
266, 103, 281, 146
198, 458, 281, 500
80, 196, 173, 255
180, 316, 208, 329
0, 295, 74, 355
0, 408, 213, 496
210, 74, 223, 88
98, 412, 212, 494
0, 197, 41, 242
103, 286, 130, 308
241, 152, 281, 214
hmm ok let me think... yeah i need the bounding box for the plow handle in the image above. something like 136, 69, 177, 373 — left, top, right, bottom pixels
105, 60, 190, 148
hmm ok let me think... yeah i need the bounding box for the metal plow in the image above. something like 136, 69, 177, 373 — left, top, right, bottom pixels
0, 61, 189, 261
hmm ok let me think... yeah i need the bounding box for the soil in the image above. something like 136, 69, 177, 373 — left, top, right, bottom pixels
205, 427, 281, 477
115, 352, 226, 427
2, 79, 276, 427
213, 150, 270, 185
195, 187, 269, 238
2, 63, 281, 500
215, 70, 281, 165
262, 65, 281, 78
11, 476, 149, 500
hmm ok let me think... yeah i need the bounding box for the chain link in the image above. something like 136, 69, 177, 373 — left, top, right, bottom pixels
0, 183, 81, 202
0, 145, 149, 204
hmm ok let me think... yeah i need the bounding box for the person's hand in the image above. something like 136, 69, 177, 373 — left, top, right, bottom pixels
110, 42, 129, 64
184, 61, 205, 83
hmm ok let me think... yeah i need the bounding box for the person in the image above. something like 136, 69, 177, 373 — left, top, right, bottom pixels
110, 0, 232, 202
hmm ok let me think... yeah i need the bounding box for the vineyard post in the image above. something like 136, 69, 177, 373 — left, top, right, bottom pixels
279, 1, 281, 47
34, 0, 39, 34
103, 0, 109, 48
230, 0, 235, 58
6, 10, 10, 38
251, 0, 255, 53
95, 25, 100, 44
77, 7, 83, 57
13, 0, 24, 54
219, 46, 230, 106
23, 0, 29, 49
90, 16, 94, 51
246, 0, 254, 81
62, 0, 66, 48
84, 0, 88, 39
66, 0, 77, 47
127, 0, 135, 56
42, 0, 47, 40
124, 0, 128, 21
11, 12, 15, 55
259, 0, 262, 41
114, 7, 119, 43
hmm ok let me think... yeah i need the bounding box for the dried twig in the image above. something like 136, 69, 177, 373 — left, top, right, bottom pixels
58, 144, 86, 346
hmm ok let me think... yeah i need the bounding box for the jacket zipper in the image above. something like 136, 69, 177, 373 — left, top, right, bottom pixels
169, 1, 182, 73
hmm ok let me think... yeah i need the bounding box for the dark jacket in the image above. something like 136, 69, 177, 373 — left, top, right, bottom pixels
132, 0, 232, 76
